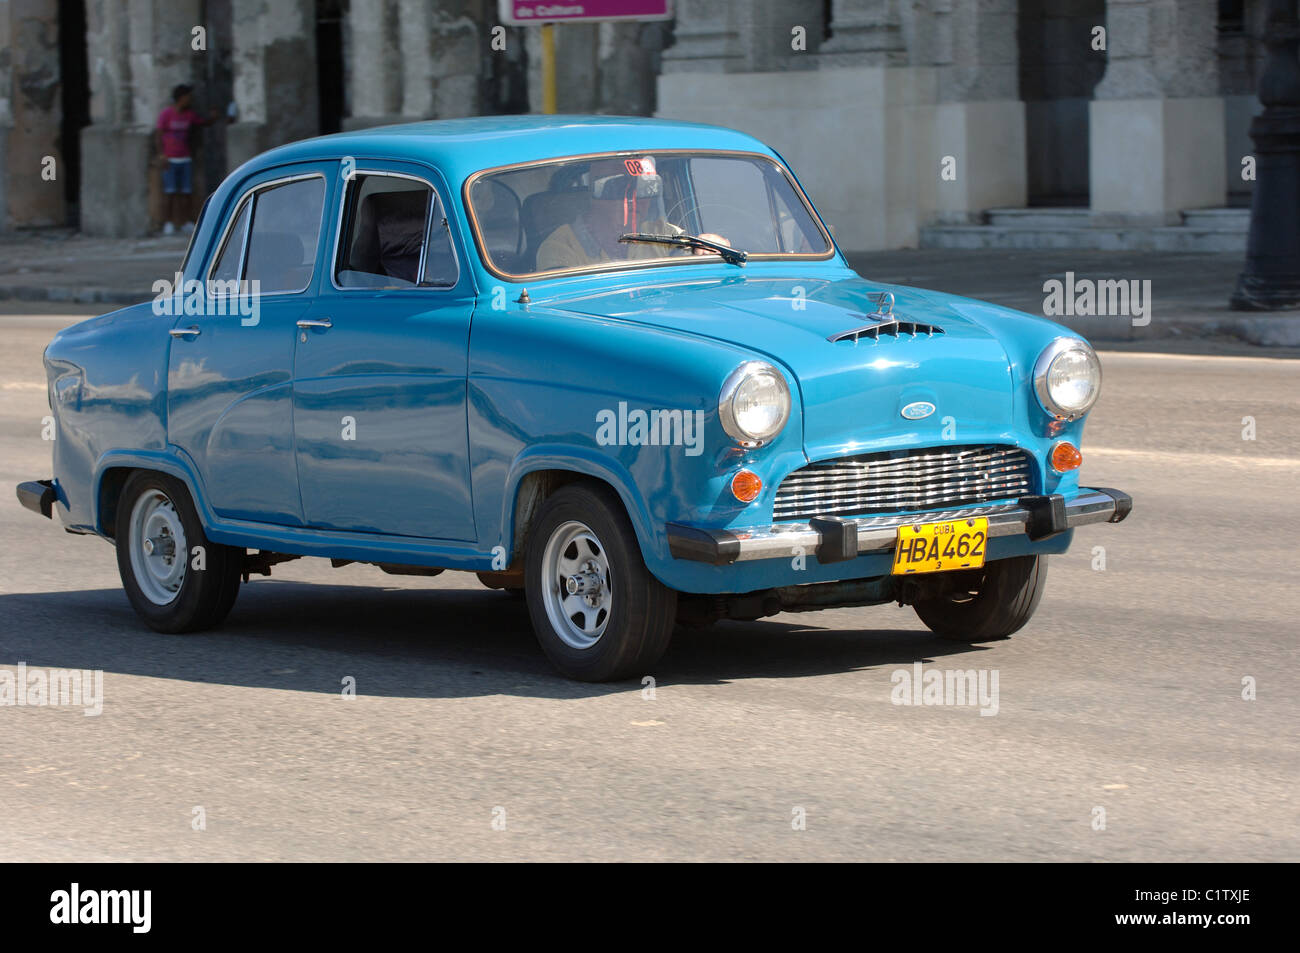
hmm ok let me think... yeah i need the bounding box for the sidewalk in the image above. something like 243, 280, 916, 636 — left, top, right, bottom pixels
850, 248, 1300, 348
2, 230, 1298, 348
0, 230, 192, 305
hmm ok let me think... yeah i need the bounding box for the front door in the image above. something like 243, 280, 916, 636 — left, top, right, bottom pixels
166, 165, 332, 525
291, 166, 477, 541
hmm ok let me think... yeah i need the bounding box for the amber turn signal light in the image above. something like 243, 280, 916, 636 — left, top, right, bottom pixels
1050, 441, 1082, 473
731, 469, 763, 503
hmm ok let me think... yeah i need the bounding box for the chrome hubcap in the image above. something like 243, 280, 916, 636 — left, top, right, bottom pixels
128, 489, 188, 606
541, 521, 612, 650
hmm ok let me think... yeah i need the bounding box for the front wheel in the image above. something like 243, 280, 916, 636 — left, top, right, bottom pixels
912, 555, 1048, 642
115, 471, 243, 633
525, 484, 676, 681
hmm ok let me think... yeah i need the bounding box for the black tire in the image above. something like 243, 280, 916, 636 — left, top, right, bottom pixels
525, 483, 676, 681
913, 555, 1048, 642
114, 471, 243, 633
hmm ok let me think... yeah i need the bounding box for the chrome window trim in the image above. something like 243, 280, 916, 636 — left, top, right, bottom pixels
328, 168, 461, 294
204, 171, 327, 299
208, 195, 250, 289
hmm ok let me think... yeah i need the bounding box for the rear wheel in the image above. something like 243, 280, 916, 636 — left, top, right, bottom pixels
913, 555, 1048, 642
115, 471, 243, 633
525, 483, 676, 681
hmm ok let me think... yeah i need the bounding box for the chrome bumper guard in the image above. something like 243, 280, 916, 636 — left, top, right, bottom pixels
666, 487, 1132, 566
16, 479, 57, 519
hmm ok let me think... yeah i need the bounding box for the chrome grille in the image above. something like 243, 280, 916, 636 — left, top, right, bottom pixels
773, 444, 1034, 521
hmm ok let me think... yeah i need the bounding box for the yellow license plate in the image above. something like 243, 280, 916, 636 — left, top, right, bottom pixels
891, 517, 988, 575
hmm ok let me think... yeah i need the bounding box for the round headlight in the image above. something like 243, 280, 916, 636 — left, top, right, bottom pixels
1034, 338, 1101, 420
719, 361, 791, 446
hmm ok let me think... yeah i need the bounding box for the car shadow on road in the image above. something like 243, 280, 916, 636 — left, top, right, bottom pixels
0, 581, 994, 700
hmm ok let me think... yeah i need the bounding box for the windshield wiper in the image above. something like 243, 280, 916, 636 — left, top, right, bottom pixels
619, 232, 748, 266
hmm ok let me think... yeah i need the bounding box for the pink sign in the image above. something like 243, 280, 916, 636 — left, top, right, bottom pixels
499, 1, 673, 25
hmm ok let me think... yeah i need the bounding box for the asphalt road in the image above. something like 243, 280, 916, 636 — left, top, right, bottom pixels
1, 310, 1296, 862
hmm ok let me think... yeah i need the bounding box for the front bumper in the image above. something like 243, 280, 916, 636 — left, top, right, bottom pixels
667, 487, 1132, 566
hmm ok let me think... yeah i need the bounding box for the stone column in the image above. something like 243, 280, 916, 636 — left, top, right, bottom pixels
929, 0, 1027, 222
227, 0, 317, 168
657, 0, 931, 250
1, 0, 65, 228
0, 1, 14, 229
729, 0, 825, 72
79, 0, 204, 236
343, 0, 402, 129
1089, 0, 1226, 224
399, 0, 482, 121
659, 0, 743, 74
0, 2, 9, 228
818, 0, 906, 68
523, 16, 667, 115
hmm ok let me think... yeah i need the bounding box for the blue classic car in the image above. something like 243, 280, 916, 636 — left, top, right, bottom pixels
18, 116, 1130, 681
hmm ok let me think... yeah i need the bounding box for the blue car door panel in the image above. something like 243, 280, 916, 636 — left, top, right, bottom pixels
291, 165, 477, 541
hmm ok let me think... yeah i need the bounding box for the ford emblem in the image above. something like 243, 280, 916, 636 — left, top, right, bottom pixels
901, 401, 936, 420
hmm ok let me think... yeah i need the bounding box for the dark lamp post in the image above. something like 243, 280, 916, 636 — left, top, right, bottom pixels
1232, 0, 1300, 309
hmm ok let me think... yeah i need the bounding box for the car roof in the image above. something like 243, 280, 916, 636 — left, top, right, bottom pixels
239, 115, 779, 186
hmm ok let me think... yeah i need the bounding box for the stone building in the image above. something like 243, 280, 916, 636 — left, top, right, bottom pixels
658, 0, 1261, 251
0, 0, 1270, 250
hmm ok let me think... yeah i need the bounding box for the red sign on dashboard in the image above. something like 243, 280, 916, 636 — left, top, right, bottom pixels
498, 1, 673, 25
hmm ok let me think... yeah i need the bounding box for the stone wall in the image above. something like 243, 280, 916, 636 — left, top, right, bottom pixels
0, 0, 1275, 239
1, 0, 64, 228
658, 0, 1245, 249
524, 18, 671, 115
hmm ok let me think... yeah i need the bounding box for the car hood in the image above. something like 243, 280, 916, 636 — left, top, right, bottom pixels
546, 274, 1057, 460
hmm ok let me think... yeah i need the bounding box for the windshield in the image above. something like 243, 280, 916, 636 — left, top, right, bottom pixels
466, 151, 833, 278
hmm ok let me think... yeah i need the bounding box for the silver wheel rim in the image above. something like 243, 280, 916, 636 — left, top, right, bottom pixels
128, 489, 188, 606
541, 520, 612, 650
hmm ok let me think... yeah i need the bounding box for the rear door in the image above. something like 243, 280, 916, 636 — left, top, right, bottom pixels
166, 164, 333, 525
291, 164, 477, 541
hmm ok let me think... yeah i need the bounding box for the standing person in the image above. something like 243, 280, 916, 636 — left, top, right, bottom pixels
154, 84, 216, 235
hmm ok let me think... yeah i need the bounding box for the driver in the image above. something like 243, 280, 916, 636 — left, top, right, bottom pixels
536, 157, 729, 270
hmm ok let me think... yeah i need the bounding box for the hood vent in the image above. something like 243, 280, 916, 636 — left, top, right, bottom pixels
828, 319, 945, 344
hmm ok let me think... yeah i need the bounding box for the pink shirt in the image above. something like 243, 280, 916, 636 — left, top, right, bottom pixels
157, 106, 207, 159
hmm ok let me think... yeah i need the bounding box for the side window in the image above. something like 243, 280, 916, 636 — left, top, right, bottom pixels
422, 198, 458, 288
245, 177, 326, 294
180, 194, 213, 273
335, 174, 458, 289
209, 198, 250, 287
206, 175, 325, 295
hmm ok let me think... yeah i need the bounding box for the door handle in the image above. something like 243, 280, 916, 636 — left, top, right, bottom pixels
297, 317, 333, 330
169, 326, 201, 339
